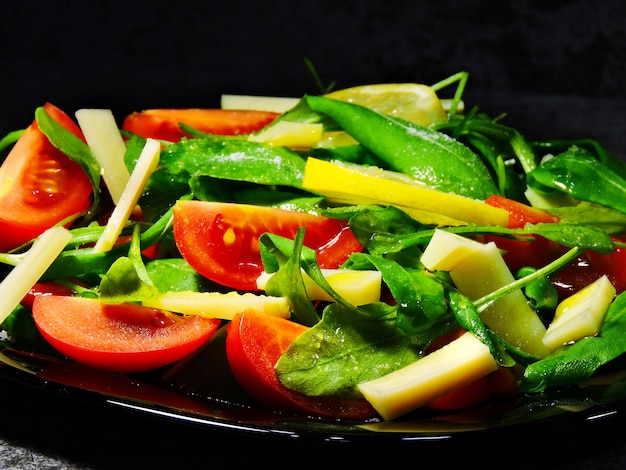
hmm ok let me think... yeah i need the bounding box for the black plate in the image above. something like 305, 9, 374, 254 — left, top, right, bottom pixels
3, 317, 626, 445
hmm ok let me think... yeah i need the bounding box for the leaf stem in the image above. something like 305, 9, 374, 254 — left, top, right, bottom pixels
473, 246, 583, 312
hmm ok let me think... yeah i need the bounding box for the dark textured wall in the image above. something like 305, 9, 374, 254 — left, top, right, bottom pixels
2, 0, 625, 151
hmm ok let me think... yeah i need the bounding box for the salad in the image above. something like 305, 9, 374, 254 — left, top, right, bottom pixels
2, 71, 626, 424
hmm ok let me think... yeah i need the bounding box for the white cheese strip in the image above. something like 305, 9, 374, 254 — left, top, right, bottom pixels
257, 268, 382, 306
141, 291, 290, 320
93, 138, 160, 253
420, 228, 485, 272
220, 94, 299, 113
357, 331, 498, 421
0, 227, 72, 324
542, 275, 615, 352
75, 109, 130, 204
449, 242, 550, 358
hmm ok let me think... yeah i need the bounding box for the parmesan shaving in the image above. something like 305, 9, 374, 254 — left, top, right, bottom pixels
0, 227, 72, 324
75, 109, 130, 204
93, 138, 160, 253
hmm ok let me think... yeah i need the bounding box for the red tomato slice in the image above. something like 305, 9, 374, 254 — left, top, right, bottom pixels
32, 295, 221, 373
0, 103, 92, 252
483, 195, 626, 296
122, 109, 279, 142
426, 368, 519, 411
550, 245, 626, 296
485, 194, 560, 229
424, 329, 519, 411
173, 200, 363, 291
225, 310, 376, 419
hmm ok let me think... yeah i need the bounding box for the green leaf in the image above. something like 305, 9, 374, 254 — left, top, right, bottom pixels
276, 302, 422, 399
527, 146, 626, 215
259, 229, 320, 327
529, 222, 615, 253
99, 226, 159, 302
159, 138, 306, 188
548, 201, 626, 235
146, 258, 217, 293
521, 291, 626, 392
449, 289, 514, 366
360, 254, 448, 336
0, 129, 24, 154
35, 106, 101, 215
304, 94, 499, 199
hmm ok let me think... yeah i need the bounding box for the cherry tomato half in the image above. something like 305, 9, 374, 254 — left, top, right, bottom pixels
225, 310, 376, 419
32, 295, 221, 373
173, 200, 363, 291
122, 108, 279, 142
0, 103, 92, 252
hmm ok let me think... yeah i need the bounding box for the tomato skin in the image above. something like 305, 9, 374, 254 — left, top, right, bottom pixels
122, 109, 279, 142
173, 200, 363, 291
484, 196, 626, 296
426, 368, 518, 411
425, 328, 519, 411
0, 103, 92, 252
21, 281, 76, 310
225, 310, 376, 419
551, 245, 626, 296
484, 195, 626, 296
32, 295, 221, 373
485, 194, 560, 229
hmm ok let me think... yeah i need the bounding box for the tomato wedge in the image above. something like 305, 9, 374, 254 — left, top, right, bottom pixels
0, 103, 92, 252
122, 108, 279, 142
173, 200, 364, 291
32, 295, 221, 373
225, 310, 376, 419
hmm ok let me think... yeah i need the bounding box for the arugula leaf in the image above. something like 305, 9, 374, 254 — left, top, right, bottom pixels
548, 201, 626, 235
146, 258, 218, 293
258, 229, 320, 327
99, 226, 159, 302
449, 289, 514, 366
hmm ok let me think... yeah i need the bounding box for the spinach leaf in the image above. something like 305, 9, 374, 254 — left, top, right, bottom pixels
35, 106, 102, 217
159, 138, 306, 188
521, 291, 626, 392
276, 302, 422, 399
527, 146, 626, 215
359, 254, 448, 336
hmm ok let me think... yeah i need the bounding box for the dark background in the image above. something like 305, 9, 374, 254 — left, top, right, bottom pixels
2, 1, 626, 468
2, 0, 626, 153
